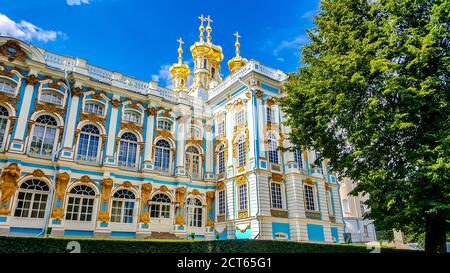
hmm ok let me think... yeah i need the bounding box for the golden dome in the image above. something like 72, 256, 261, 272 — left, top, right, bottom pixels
228, 32, 247, 74
169, 38, 190, 91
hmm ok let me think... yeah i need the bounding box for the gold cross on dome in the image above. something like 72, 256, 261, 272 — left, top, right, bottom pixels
177, 37, 184, 47
234, 32, 241, 41
205, 15, 213, 24
198, 14, 206, 23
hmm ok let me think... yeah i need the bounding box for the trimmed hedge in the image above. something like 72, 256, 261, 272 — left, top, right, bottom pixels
0, 236, 413, 253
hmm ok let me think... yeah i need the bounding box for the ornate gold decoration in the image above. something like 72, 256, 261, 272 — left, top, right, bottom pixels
272, 173, 284, 183
271, 209, 288, 218
27, 169, 46, 178
79, 113, 106, 127
176, 187, 186, 209
191, 189, 200, 196
266, 97, 275, 106
120, 121, 143, 134
236, 223, 251, 232
176, 215, 184, 226
217, 215, 225, 222
90, 92, 104, 101
0, 93, 18, 112
139, 183, 152, 224
255, 90, 263, 99
122, 181, 133, 188
206, 191, 215, 214
100, 178, 113, 202
325, 182, 330, 191
245, 91, 251, 99
216, 181, 225, 191
234, 99, 245, 109
238, 210, 249, 220
0, 40, 28, 62
25, 74, 40, 86
71, 87, 83, 97
0, 163, 21, 215
80, 175, 92, 183
305, 177, 313, 185
147, 107, 157, 116
111, 99, 121, 108
156, 129, 173, 139
98, 211, 110, 223
159, 185, 169, 193
225, 103, 232, 111
8, 117, 16, 136
237, 166, 245, 173
51, 207, 64, 221
55, 172, 70, 198
162, 109, 171, 118
207, 218, 215, 228
34, 101, 66, 117
236, 175, 247, 185
186, 139, 203, 147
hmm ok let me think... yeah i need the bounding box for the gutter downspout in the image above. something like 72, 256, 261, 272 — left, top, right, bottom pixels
37, 68, 73, 237
237, 78, 261, 240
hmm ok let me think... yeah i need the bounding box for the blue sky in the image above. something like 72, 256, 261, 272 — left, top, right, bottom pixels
0, 0, 319, 87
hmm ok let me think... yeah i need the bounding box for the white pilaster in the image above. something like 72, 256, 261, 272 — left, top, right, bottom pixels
175, 117, 186, 175
143, 109, 156, 168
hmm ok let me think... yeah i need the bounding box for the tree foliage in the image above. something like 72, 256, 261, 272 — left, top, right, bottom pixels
281, 0, 449, 252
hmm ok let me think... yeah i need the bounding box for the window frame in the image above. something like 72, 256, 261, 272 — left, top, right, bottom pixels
28, 114, 59, 158
117, 132, 139, 170
304, 184, 318, 212
270, 182, 283, 209
0, 105, 10, 150
122, 109, 142, 124
76, 124, 102, 164
65, 185, 96, 222
38, 88, 65, 107
110, 189, 136, 224
83, 99, 106, 117
149, 193, 171, 219
154, 138, 172, 174
13, 179, 50, 219
0, 76, 19, 96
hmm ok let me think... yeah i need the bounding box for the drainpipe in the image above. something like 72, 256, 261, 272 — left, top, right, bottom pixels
237, 78, 261, 240
37, 68, 73, 237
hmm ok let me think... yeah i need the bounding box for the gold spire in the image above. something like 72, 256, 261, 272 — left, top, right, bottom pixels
205, 15, 213, 43
177, 37, 184, 64
170, 37, 190, 91
198, 14, 205, 42
228, 31, 248, 75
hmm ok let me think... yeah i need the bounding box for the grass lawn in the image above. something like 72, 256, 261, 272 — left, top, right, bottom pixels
0, 236, 414, 253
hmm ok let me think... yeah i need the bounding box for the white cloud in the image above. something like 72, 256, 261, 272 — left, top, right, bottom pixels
66, 0, 90, 5
0, 13, 65, 43
273, 35, 308, 56
151, 64, 172, 87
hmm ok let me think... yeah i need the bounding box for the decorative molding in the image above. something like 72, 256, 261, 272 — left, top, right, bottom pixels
0, 40, 28, 62
206, 191, 215, 214
25, 74, 40, 86
271, 209, 288, 218
159, 185, 169, 193
147, 107, 157, 116
236, 175, 247, 185
71, 87, 83, 97
271, 173, 284, 183
237, 210, 248, 219
79, 113, 106, 127
140, 183, 152, 224
216, 181, 225, 191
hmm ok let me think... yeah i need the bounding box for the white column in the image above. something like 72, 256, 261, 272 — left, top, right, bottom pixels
63, 87, 82, 149
285, 173, 306, 219
256, 91, 265, 161
12, 74, 39, 143
225, 105, 233, 172
204, 123, 213, 178
175, 116, 186, 175
226, 180, 235, 220
105, 96, 120, 163
246, 95, 256, 166
143, 108, 156, 165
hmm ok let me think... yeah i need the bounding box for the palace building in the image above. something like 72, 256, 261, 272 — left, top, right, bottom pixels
0, 16, 344, 243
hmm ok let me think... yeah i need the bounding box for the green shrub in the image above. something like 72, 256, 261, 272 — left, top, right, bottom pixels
0, 236, 416, 253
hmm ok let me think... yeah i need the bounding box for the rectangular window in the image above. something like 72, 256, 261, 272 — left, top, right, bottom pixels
304, 185, 316, 211
235, 109, 246, 127
157, 120, 172, 131
271, 183, 283, 209
216, 119, 225, 136
238, 184, 248, 211
294, 149, 303, 169
267, 107, 275, 123
218, 190, 225, 215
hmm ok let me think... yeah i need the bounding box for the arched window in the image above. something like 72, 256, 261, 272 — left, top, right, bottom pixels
217, 144, 226, 174
294, 149, 303, 169
0, 77, 17, 94
0, 106, 9, 148
187, 198, 202, 227
211, 67, 216, 78
203, 58, 207, 69
76, 124, 101, 163
65, 185, 96, 222
118, 132, 138, 169
84, 101, 104, 116
157, 119, 172, 131
154, 139, 171, 173
237, 135, 246, 167
40, 89, 64, 106
268, 133, 279, 164
185, 146, 200, 178
271, 182, 283, 209
123, 110, 141, 123
29, 115, 58, 157
149, 193, 171, 219
111, 189, 135, 223
14, 179, 49, 218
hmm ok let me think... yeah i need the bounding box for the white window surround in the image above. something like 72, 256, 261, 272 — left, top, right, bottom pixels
0, 105, 11, 151
82, 99, 107, 117
217, 190, 226, 216
0, 76, 20, 96
122, 109, 142, 124
38, 88, 66, 107
75, 123, 103, 165
304, 184, 319, 213
157, 118, 173, 131
270, 182, 285, 209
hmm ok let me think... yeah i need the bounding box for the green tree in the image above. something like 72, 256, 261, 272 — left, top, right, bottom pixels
280, 0, 449, 253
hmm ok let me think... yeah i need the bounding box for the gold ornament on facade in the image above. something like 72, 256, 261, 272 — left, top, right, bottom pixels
98, 211, 110, 223
80, 175, 92, 183
186, 139, 202, 147
26, 169, 46, 178
139, 183, 152, 224
156, 129, 173, 140
266, 97, 276, 106
34, 101, 66, 117
305, 177, 313, 186
55, 172, 70, 198
236, 175, 247, 185
120, 121, 143, 134
271, 209, 288, 218
79, 113, 106, 127
121, 181, 133, 188
271, 173, 284, 183
237, 210, 248, 219
255, 90, 263, 99
159, 185, 169, 193
0, 163, 21, 215
25, 74, 40, 86
47, 82, 61, 90
191, 189, 200, 196
71, 87, 83, 97
207, 218, 214, 228
176, 187, 186, 209
8, 117, 16, 136
51, 207, 64, 221
176, 215, 185, 226
111, 99, 121, 108
206, 191, 215, 214
100, 178, 113, 202
0, 40, 28, 62
216, 181, 225, 191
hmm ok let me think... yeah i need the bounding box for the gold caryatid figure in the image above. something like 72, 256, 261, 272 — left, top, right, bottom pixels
0, 163, 21, 215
